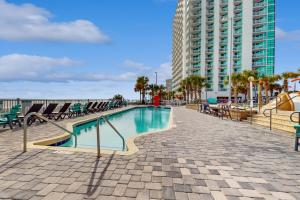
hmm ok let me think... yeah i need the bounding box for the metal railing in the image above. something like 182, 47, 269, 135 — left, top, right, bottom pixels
98, 115, 127, 151
263, 95, 298, 130
290, 112, 300, 151
23, 113, 126, 158
290, 112, 300, 125
0, 98, 108, 113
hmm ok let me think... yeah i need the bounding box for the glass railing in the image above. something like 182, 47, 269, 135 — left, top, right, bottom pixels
254, 2, 267, 8
233, 46, 241, 51
253, 36, 265, 41
235, 13, 242, 18
253, 10, 267, 16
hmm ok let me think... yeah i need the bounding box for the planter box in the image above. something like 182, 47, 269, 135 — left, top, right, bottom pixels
186, 104, 199, 110
230, 109, 257, 121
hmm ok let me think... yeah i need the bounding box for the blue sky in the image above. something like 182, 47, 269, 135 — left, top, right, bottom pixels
0, 0, 299, 99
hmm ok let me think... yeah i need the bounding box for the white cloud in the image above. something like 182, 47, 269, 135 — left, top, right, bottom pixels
0, 0, 109, 43
123, 59, 151, 71
276, 27, 300, 41
155, 62, 172, 82
123, 58, 171, 84
0, 54, 137, 82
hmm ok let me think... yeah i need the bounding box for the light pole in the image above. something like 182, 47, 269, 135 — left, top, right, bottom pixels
248, 76, 254, 124
228, 17, 233, 103
155, 72, 158, 85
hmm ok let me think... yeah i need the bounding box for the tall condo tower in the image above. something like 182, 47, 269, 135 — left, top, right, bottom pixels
172, 0, 275, 98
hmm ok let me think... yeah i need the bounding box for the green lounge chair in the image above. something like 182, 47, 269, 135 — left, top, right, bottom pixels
69, 103, 82, 118
0, 105, 22, 129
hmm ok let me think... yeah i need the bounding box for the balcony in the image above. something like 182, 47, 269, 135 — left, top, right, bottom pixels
253, 36, 266, 42
234, 5, 242, 13
253, 62, 265, 68
220, 0, 228, 5
207, 18, 214, 23
234, 12, 242, 19
253, 53, 266, 59
219, 56, 227, 60
233, 46, 241, 51
254, 1, 268, 9
253, 10, 267, 17
233, 54, 241, 59
253, 27, 267, 33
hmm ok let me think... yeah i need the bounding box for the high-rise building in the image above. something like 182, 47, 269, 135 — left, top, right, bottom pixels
166, 79, 173, 92
172, 0, 275, 99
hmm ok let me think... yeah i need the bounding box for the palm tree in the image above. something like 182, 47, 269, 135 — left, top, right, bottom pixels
282, 72, 299, 92
270, 83, 282, 97
134, 82, 143, 103
241, 70, 258, 102
135, 76, 149, 104
186, 77, 192, 103
113, 94, 124, 101
258, 78, 263, 110
193, 76, 206, 103
268, 75, 282, 97
148, 84, 159, 103
225, 72, 243, 104
158, 85, 166, 99
180, 79, 187, 102
261, 76, 270, 103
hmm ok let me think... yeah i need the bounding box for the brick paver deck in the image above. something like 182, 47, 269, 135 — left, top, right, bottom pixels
0, 107, 299, 200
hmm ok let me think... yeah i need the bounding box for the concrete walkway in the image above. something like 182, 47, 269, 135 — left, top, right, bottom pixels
0, 107, 299, 200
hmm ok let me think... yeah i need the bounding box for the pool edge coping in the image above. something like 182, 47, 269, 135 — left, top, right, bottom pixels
27, 106, 175, 156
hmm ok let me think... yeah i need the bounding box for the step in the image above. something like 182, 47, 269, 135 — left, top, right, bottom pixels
250, 116, 297, 126
250, 119, 296, 133
252, 113, 298, 122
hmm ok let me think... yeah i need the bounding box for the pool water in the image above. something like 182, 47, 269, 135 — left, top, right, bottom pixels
58, 107, 171, 150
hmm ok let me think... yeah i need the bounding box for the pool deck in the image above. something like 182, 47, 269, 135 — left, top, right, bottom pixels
0, 107, 299, 200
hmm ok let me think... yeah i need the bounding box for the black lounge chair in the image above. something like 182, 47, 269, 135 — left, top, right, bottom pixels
19, 103, 44, 125
88, 102, 98, 113
54, 103, 71, 120
42, 103, 58, 119
95, 102, 104, 112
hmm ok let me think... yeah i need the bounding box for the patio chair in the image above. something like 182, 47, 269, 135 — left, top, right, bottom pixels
54, 103, 71, 120
99, 101, 108, 111
85, 102, 93, 113
0, 105, 22, 129
19, 103, 44, 125
82, 103, 89, 114
87, 102, 97, 113
42, 103, 58, 119
95, 102, 104, 112
69, 103, 82, 118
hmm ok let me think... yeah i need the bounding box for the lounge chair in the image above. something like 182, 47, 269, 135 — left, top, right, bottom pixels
99, 102, 108, 111
54, 103, 71, 120
0, 105, 22, 129
69, 103, 82, 118
42, 103, 58, 119
83, 102, 93, 113
19, 103, 44, 125
88, 102, 98, 113
82, 103, 89, 114
95, 102, 104, 112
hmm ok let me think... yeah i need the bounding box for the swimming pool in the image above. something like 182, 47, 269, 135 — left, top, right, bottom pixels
55, 106, 171, 151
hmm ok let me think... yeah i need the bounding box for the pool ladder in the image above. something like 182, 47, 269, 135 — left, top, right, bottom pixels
23, 113, 127, 158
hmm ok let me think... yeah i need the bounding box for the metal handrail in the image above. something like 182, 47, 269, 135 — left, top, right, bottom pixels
290, 112, 300, 125
23, 113, 100, 158
23, 113, 127, 157
263, 94, 299, 130
96, 115, 127, 151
